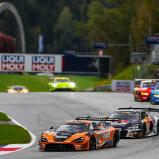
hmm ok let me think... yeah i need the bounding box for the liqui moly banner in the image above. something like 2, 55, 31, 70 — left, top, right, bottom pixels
32, 56, 55, 72
1, 55, 25, 71
0, 54, 62, 73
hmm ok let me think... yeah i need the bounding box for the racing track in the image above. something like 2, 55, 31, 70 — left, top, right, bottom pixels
0, 92, 159, 159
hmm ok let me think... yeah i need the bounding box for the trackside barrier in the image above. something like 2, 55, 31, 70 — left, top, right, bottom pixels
111, 80, 135, 93
0, 54, 62, 73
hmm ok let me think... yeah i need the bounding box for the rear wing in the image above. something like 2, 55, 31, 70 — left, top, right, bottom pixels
118, 107, 159, 112
75, 117, 119, 122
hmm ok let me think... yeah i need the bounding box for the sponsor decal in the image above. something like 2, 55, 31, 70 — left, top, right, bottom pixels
1, 55, 25, 71
56, 136, 68, 139
32, 56, 55, 72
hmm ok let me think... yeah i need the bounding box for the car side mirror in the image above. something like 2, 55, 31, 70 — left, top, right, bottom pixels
49, 126, 53, 129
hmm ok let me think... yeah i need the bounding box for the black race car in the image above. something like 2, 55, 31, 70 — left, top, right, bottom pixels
109, 107, 159, 138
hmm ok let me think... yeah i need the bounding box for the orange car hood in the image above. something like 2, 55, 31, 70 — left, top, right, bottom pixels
42, 131, 88, 142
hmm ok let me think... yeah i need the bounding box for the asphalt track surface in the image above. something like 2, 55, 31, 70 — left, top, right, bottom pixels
0, 92, 159, 159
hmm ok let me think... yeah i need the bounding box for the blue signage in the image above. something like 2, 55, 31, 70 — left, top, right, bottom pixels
145, 36, 159, 44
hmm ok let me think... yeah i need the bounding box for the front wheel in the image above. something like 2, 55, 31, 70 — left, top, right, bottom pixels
150, 100, 155, 105
156, 121, 159, 136
113, 132, 119, 147
134, 94, 137, 101
89, 137, 96, 150
134, 96, 137, 101
141, 123, 146, 137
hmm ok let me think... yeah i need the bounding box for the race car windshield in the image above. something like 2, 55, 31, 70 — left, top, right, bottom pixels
56, 124, 89, 133
141, 81, 155, 88
155, 83, 159, 89
55, 79, 70, 82
110, 111, 140, 121
11, 86, 25, 90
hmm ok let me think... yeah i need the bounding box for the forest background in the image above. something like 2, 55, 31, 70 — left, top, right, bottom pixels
0, 0, 158, 74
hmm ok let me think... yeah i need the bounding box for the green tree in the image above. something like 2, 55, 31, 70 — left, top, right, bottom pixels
86, 0, 132, 71
131, 0, 157, 48
54, 6, 74, 52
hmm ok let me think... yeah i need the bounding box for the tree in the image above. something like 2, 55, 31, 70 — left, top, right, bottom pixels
86, 1, 132, 71
54, 6, 74, 52
131, 0, 157, 48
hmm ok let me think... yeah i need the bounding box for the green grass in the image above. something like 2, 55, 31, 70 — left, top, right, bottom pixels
65, 75, 103, 91
0, 74, 48, 92
0, 112, 11, 121
0, 124, 31, 144
113, 66, 132, 80
94, 66, 133, 89
0, 74, 102, 92
94, 64, 159, 90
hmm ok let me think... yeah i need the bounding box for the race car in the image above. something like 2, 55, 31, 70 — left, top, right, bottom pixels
39, 117, 120, 151
48, 77, 76, 92
150, 82, 159, 104
109, 107, 159, 138
134, 79, 157, 101
7, 85, 29, 93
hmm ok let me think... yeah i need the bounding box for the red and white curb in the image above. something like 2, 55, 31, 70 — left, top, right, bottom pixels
0, 144, 28, 155
0, 116, 36, 156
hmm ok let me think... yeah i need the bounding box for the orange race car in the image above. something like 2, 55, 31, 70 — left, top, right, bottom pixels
39, 117, 120, 151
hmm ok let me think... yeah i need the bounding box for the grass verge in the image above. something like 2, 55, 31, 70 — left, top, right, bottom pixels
0, 112, 11, 121
0, 124, 31, 144
0, 73, 102, 92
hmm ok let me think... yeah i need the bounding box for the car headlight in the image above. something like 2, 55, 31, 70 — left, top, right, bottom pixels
8, 89, 16, 93
128, 125, 139, 130
22, 89, 28, 93
52, 83, 57, 87
73, 137, 84, 143
141, 92, 148, 95
41, 137, 48, 142
154, 94, 159, 97
70, 82, 76, 88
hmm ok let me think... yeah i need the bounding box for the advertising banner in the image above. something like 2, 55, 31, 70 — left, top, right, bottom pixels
0, 54, 62, 73
32, 55, 55, 72
112, 80, 135, 93
1, 54, 25, 71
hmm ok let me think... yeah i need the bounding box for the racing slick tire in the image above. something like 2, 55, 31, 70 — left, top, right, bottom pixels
141, 123, 146, 137
48, 86, 52, 92
149, 122, 153, 132
156, 120, 159, 136
89, 136, 96, 150
150, 99, 155, 105
134, 96, 137, 101
113, 131, 119, 147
